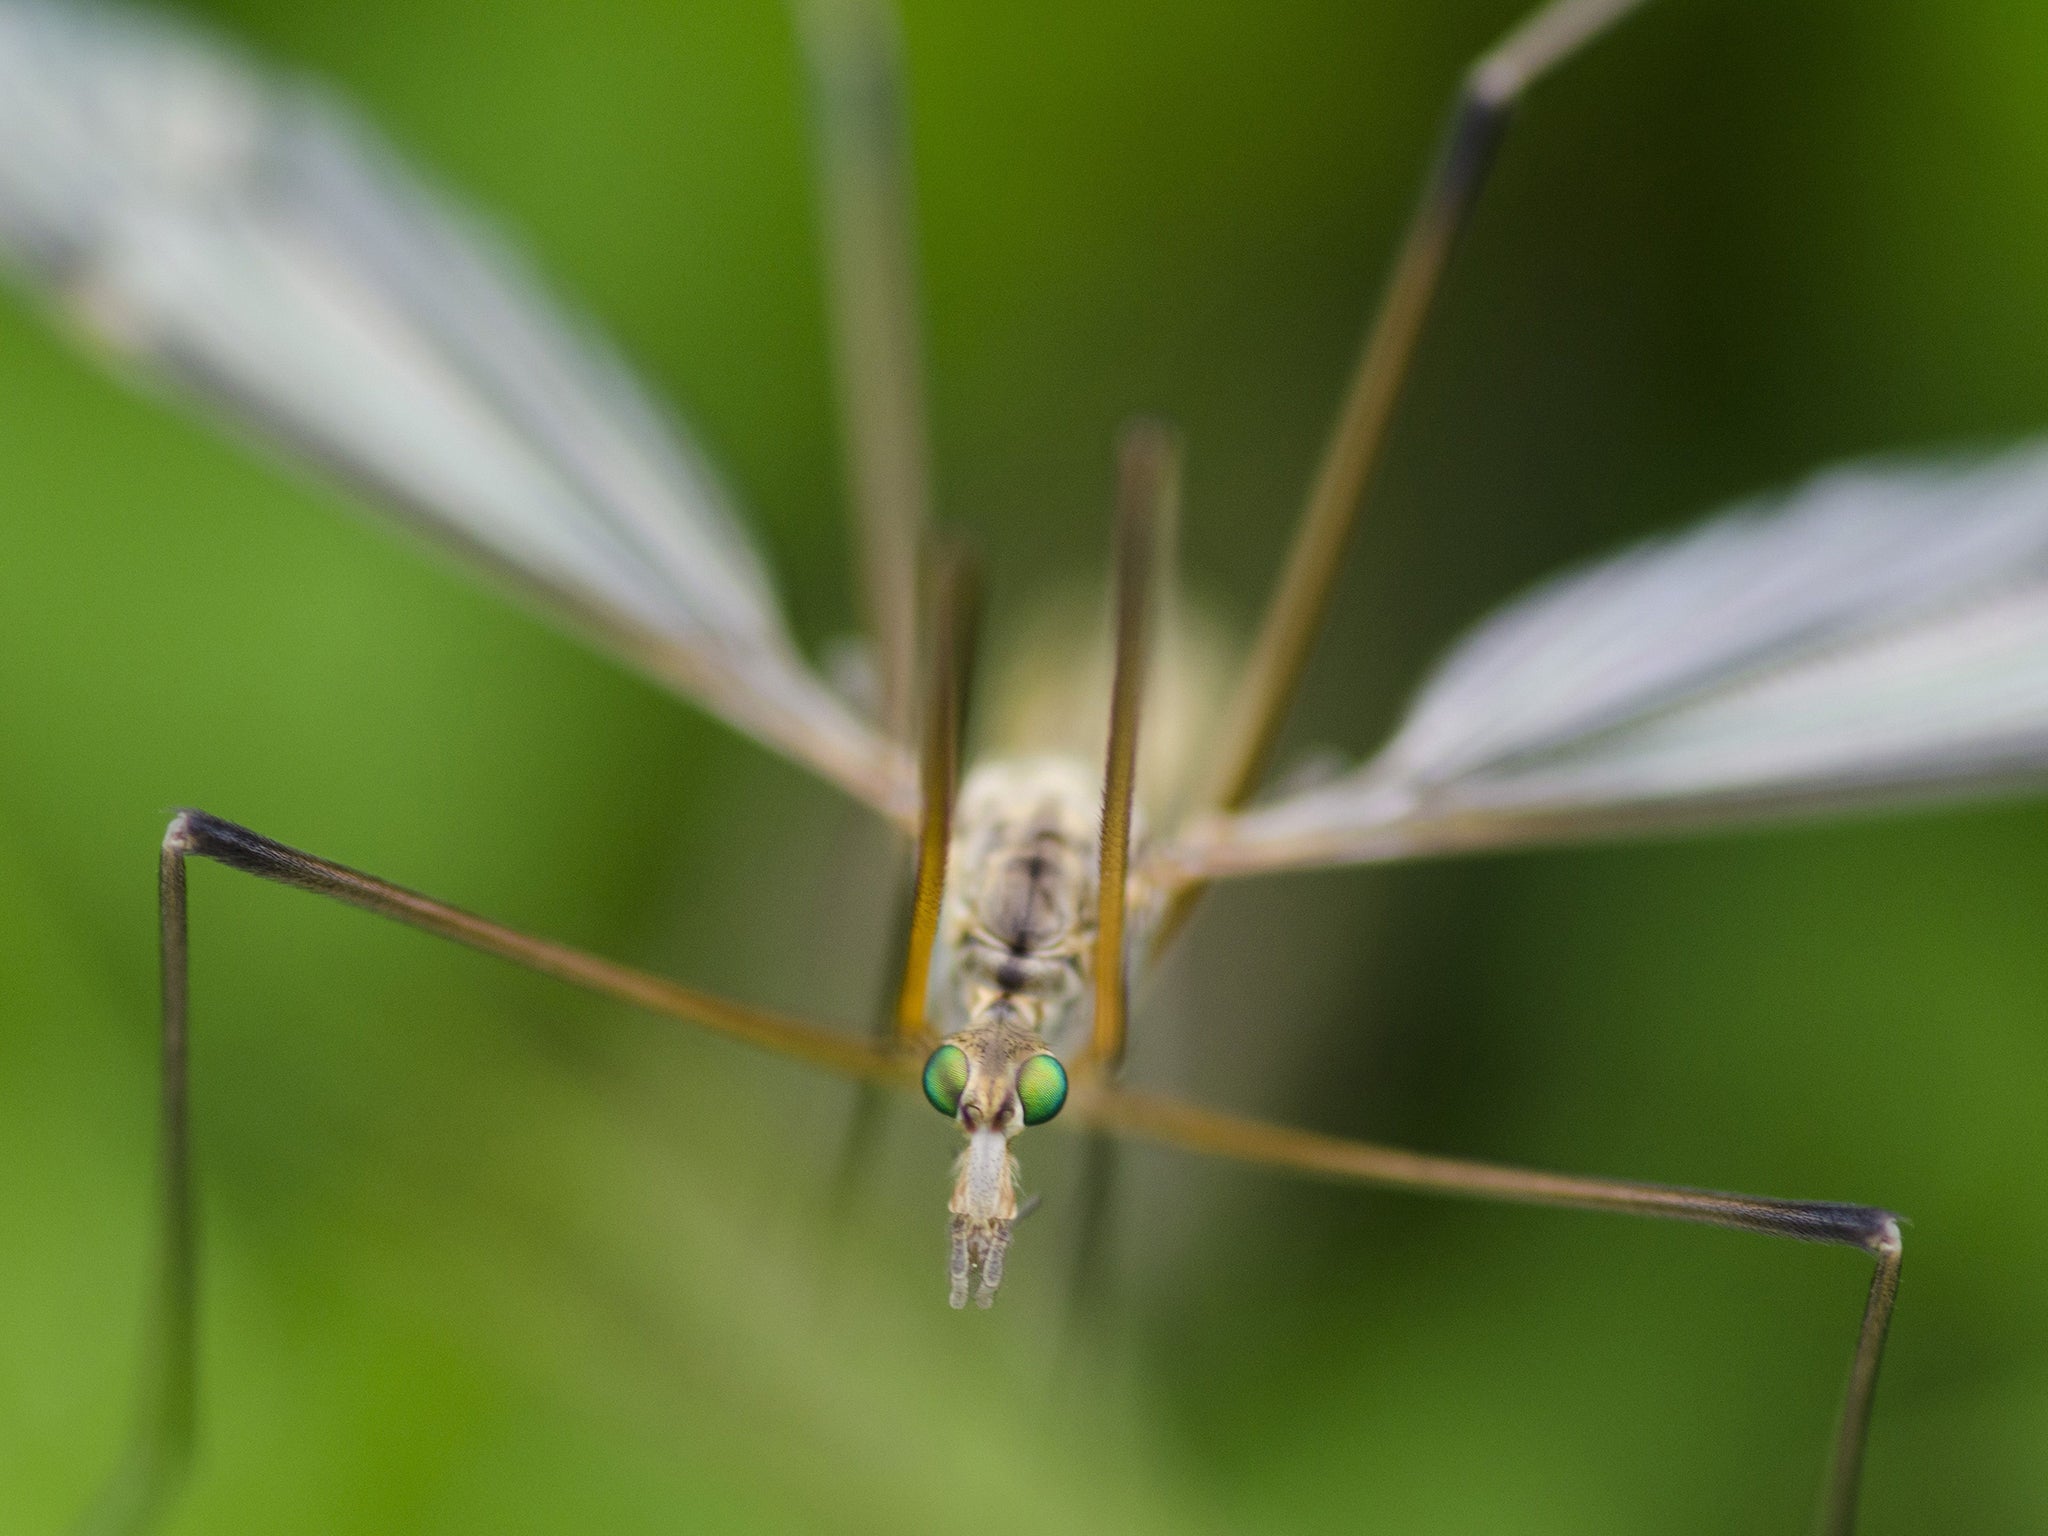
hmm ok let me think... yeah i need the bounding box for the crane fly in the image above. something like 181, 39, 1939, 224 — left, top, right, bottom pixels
3, 0, 2047, 1530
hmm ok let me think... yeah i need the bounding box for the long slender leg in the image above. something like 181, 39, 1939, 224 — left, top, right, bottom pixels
1070, 425, 1178, 1326
78, 850, 196, 1536
834, 542, 977, 1218
82, 812, 903, 1536
1089, 421, 1180, 1071
894, 545, 978, 1043
799, 0, 935, 741
1171, 0, 1654, 946
1076, 1084, 1902, 1536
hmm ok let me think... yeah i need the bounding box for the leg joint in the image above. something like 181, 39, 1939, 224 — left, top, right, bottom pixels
162, 809, 200, 856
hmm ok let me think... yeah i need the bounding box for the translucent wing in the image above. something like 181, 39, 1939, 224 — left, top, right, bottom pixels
1162, 441, 2048, 880
0, 0, 914, 822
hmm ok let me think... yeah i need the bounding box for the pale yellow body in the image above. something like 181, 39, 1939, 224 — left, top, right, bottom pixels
927, 755, 1157, 1306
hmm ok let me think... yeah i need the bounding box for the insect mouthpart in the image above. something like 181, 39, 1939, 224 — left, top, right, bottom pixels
948, 1127, 1018, 1309
925, 1036, 1069, 1307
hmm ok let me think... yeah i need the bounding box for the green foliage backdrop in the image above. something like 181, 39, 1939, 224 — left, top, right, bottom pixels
3, 0, 2046, 1530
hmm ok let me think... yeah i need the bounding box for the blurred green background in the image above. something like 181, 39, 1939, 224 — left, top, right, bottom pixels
4, 0, 2048, 1531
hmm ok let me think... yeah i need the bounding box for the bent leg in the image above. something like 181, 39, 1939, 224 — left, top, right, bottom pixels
81, 812, 904, 1535
1077, 1083, 1901, 1536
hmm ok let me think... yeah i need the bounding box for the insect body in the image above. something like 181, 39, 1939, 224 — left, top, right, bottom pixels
927, 756, 1134, 1305
941, 758, 1111, 1046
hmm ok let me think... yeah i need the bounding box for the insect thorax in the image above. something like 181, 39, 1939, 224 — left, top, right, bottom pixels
936, 755, 1115, 1048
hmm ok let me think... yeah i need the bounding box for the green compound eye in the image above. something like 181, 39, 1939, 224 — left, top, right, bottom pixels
1015, 1053, 1068, 1126
922, 1043, 969, 1117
